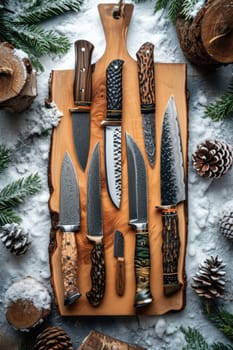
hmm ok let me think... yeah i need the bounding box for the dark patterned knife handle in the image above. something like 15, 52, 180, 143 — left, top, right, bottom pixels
86, 241, 105, 307
73, 39, 94, 104
134, 228, 153, 308
106, 59, 124, 113
161, 207, 182, 296
136, 42, 155, 106
61, 232, 81, 305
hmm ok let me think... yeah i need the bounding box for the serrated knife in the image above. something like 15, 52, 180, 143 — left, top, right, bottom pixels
101, 59, 124, 208
114, 230, 125, 296
136, 42, 156, 167
58, 152, 81, 305
86, 142, 105, 307
70, 39, 94, 171
126, 133, 153, 308
157, 95, 185, 296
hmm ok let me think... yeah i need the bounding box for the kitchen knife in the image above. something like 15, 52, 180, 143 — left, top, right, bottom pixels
136, 42, 156, 167
114, 230, 125, 296
157, 95, 185, 296
86, 142, 105, 306
101, 59, 124, 208
70, 39, 94, 171
126, 133, 153, 308
58, 152, 81, 305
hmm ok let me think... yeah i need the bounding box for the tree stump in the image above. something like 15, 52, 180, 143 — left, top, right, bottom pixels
176, 0, 233, 66
0, 42, 37, 112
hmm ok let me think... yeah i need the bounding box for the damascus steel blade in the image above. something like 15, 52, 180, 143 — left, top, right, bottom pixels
142, 110, 156, 167
161, 96, 185, 206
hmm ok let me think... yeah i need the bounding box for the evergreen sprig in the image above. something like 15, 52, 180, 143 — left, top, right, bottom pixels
181, 0, 202, 21
0, 145, 11, 173
0, 0, 84, 71
205, 307, 233, 341
204, 87, 233, 122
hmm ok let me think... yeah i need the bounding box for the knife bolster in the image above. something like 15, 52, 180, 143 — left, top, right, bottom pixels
134, 228, 152, 308
101, 119, 121, 127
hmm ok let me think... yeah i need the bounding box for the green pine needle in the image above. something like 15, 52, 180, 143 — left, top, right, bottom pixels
211, 343, 233, 350
0, 208, 21, 225
206, 307, 233, 341
181, 0, 201, 21
181, 327, 210, 350
0, 173, 41, 210
154, 0, 169, 12
204, 91, 233, 122
0, 145, 11, 173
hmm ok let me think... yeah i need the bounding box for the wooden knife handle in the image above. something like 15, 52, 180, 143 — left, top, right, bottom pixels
136, 42, 155, 106
73, 39, 94, 104
86, 242, 105, 307
161, 207, 182, 296
106, 59, 124, 113
61, 232, 81, 305
116, 258, 125, 296
134, 230, 152, 308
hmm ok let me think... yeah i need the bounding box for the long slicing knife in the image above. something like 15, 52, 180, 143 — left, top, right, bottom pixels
58, 152, 81, 305
70, 40, 94, 171
126, 133, 153, 308
114, 230, 125, 297
86, 142, 105, 306
157, 95, 185, 296
101, 59, 124, 209
136, 42, 156, 167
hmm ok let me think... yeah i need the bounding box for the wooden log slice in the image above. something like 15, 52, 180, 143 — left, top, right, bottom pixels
201, 0, 233, 63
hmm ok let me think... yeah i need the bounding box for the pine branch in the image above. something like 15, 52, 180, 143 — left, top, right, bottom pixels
0, 173, 41, 209
168, 0, 183, 23
205, 307, 233, 341
181, 0, 202, 21
181, 327, 210, 350
0, 145, 11, 173
204, 90, 233, 122
154, 0, 169, 11
211, 344, 233, 350
0, 208, 21, 225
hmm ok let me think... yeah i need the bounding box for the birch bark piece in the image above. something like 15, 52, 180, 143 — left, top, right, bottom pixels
0, 42, 37, 112
5, 276, 51, 331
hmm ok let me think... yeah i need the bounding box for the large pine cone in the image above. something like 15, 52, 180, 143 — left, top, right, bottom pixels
192, 139, 233, 178
219, 209, 233, 240
192, 256, 226, 299
34, 327, 73, 350
0, 223, 30, 255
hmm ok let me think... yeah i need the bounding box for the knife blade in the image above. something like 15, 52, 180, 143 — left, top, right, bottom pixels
58, 152, 81, 305
114, 230, 125, 297
126, 133, 153, 308
86, 142, 105, 306
70, 39, 94, 171
101, 59, 124, 208
136, 42, 156, 167
157, 95, 185, 296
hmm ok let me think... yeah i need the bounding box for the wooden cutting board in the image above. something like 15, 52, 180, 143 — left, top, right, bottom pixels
48, 3, 188, 316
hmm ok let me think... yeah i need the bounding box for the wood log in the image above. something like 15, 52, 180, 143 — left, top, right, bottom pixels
78, 330, 146, 350
176, 0, 233, 66
0, 42, 37, 112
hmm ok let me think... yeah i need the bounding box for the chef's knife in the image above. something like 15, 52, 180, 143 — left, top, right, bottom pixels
86, 142, 105, 306
114, 230, 125, 297
126, 133, 153, 308
101, 59, 124, 208
70, 39, 94, 171
136, 42, 156, 167
157, 95, 185, 296
58, 152, 81, 305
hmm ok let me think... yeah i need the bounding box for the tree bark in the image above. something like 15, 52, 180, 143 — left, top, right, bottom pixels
0, 42, 37, 112
176, 0, 233, 66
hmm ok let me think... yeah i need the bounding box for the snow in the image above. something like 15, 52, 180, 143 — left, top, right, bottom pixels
0, 0, 233, 348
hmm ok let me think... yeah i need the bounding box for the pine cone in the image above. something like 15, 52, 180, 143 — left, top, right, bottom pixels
192, 256, 226, 299
219, 209, 233, 240
0, 223, 30, 255
192, 139, 233, 178
34, 327, 73, 350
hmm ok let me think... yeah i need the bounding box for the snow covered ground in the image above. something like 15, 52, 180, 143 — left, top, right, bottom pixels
0, 0, 233, 348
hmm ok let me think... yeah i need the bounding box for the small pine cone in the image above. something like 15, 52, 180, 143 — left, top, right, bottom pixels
219, 209, 233, 240
192, 139, 233, 178
192, 256, 226, 300
34, 326, 73, 350
0, 223, 30, 255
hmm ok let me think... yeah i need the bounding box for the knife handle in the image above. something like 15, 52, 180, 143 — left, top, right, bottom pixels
86, 241, 105, 307
73, 39, 94, 104
161, 207, 182, 296
116, 258, 125, 296
61, 232, 81, 305
134, 229, 153, 308
136, 42, 155, 106
106, 59, 124, 114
